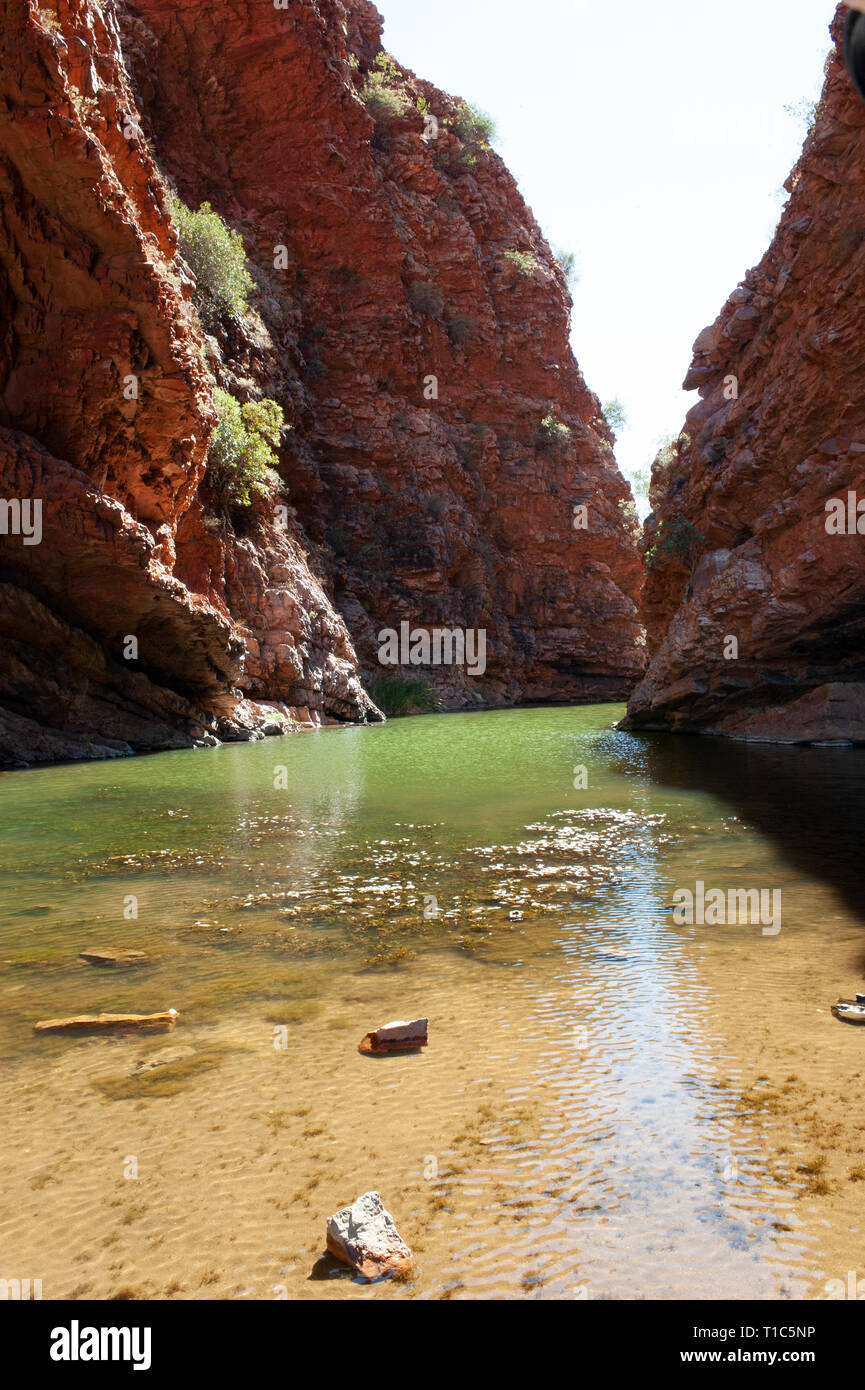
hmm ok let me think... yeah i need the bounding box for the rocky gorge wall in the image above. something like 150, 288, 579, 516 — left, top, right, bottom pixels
625, 6, 865, 745
0, 0, 644, 766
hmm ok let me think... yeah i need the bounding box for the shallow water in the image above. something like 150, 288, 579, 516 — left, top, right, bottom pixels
2, 704, 865, 1300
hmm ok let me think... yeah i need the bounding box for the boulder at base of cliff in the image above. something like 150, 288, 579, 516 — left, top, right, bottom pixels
326, 1191, 412, 1279
712, 683, 865, 745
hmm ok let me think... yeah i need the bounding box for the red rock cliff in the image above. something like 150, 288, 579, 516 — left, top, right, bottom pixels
625, 7, 865, 745
0, 0, 643, 764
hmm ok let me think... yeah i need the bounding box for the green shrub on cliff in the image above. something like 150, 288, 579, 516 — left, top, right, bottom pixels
170, 196, 254, 323
504, 249, 539, 277
603, 398, 628, 434
555, 248, 579, 286
535, 412, 571, 449
360, 52, 410, 122
207, 390, 284, 510
450, 101, 496, 164
785, 97, 824, 135
644, 513, 704, 573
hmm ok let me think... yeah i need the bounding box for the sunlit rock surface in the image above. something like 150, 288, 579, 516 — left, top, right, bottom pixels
0, 0, 642, 763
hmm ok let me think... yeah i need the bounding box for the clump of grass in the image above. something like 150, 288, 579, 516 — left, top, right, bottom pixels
450, 101, 496, 164
362, 944, 417, 969
170, 196, 254, 324
796, 1154, 826, 1175
504, 249, 540, 277
33, 7, 61, 35
360, 52, 410, 123
409, 279, 444, 317
535, 412, 571, 450
69, 87, 99, 122
369, 674, 439, 717
206, 389, 284, 510
796, 1154, 830, 1196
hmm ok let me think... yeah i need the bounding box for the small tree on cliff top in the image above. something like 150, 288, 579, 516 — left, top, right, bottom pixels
554, 248, 579, 287
207, 390, 284, 511
603, 398, 628, 434
450, 102, 496, 164
170, 196, 254, 324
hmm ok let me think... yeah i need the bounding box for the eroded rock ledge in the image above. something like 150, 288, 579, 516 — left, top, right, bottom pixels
624, 5, 865, 745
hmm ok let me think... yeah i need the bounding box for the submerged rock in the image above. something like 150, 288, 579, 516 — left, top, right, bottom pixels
78, 949, 150, 968
358, 1018, 428, 1054
130, 1046, 194, 1075
34, 1010, 178, 1036
326, 1191, 412, 1280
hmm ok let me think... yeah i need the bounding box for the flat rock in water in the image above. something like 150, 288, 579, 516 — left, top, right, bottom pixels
34, 1010, 178, 1036
79, 949, 150, 968
358, 1017, 428, 1054
326, 1191, 412, 1279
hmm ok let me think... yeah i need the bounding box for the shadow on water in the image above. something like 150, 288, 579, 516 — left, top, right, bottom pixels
618, 732, 865, 918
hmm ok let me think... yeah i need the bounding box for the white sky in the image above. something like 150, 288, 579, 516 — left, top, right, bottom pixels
379, 0, 832, 508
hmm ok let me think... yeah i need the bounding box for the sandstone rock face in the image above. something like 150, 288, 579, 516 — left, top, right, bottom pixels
1, 0, 642, 764
625, 7, 865, 744
326, 1190, 412, 1279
